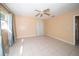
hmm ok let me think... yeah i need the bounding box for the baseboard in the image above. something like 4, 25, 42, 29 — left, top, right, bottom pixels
16, 35, 45, 39
45, 34, 74, 45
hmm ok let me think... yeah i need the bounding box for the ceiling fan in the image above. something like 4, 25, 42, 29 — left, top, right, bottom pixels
34, 8, 54, 17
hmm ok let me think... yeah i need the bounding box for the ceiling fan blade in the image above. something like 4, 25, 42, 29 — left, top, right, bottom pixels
51, 15, 55, 17
43, 8, 50, 12
35, 13, 40, 16
40, 14, 43, 17
35, 10, 41, 12
44, 12, 50, 16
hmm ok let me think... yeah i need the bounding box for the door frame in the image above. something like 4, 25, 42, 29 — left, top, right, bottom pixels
73, 14, 79, 45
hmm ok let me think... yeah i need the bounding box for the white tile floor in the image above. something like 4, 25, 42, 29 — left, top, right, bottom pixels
8, 36, 79, 56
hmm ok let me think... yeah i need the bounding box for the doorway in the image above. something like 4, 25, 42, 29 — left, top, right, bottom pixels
75, 16, 79, 45
36, 19, 44, 36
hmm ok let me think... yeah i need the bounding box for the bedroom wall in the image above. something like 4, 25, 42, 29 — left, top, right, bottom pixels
44, 10, 79, 45
15, 16, 38, 38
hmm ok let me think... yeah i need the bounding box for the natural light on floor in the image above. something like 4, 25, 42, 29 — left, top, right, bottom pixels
21, 39, 24, 43
20, 45, 23, 55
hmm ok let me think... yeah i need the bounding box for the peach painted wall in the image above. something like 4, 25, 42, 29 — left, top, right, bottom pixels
15, 16, 37, 38
44, 10, 79, 45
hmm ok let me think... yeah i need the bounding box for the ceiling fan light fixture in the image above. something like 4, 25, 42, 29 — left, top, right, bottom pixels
34, 8, 54, 18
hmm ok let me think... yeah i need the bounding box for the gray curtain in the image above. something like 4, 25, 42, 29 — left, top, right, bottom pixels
0, 13, 4, 56
8, 14, 14, 47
